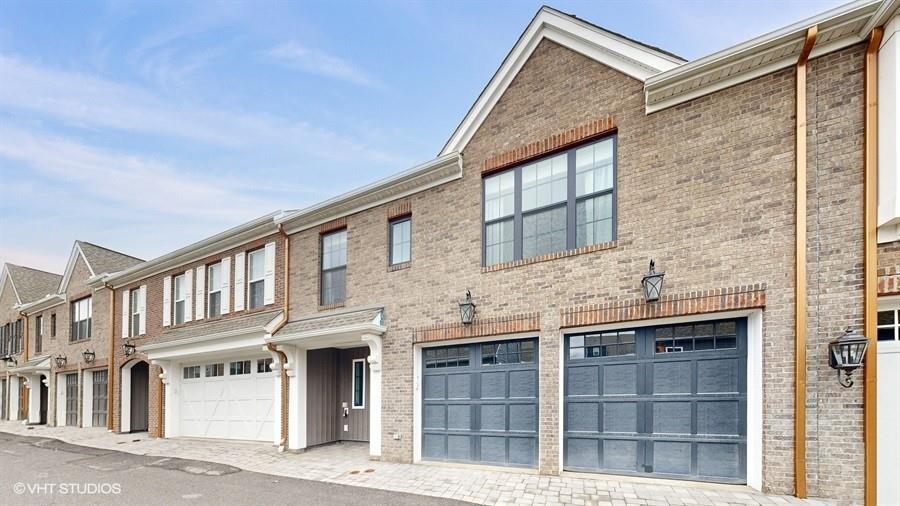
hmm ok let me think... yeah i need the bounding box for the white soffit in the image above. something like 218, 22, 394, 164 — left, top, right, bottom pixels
440, 6, 684, 155
645, 0, 886, 113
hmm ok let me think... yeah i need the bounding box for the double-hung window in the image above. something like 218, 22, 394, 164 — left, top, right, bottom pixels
35, 315, 43, 354
70, 298, 92, 341
483, 135, 616, 266
389, 217, 411, 265
130, 290, 141, 337
207, 262, 222, 317
321, 229, 347, 306
248, 249, 265, 309
50, 313, 56, 338
173, 274, 186, 325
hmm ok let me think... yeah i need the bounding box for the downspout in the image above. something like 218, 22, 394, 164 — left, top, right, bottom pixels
864, 26, 883, 506
267, 223, 291, 450
105, 282, 115, 431
794, 25, 817, 500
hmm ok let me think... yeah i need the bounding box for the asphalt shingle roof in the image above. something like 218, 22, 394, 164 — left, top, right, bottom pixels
78, 241, 143, 275
276, 307, 384, 336
155, 309, 283, 345
5, 264, 62, 304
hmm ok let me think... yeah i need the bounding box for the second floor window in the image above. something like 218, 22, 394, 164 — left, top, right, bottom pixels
208, 262, 222, 317
320, 229, 347, 306
248, 249, 265, 309
390, 217, 411, 265
174, 274, 187, 325
35, 315, 43, 354
71, 297, 92, 342
483, 135, 616, 266
50, 313, 56, 337
130, 290, 141, 337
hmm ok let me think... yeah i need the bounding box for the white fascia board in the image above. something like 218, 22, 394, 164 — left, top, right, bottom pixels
105, 211, 282, 287
266, 323, 386, 345
138, 329, 268, 360
863, 0, 898, 36
17, 294, 65, 314
276, 153, 461, 235
440, 7, 681, 156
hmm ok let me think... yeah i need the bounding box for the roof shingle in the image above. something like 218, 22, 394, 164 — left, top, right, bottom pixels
6, 264, 62, 304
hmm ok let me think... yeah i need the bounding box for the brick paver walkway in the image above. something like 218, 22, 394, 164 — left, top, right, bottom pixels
0, 422, 831, 506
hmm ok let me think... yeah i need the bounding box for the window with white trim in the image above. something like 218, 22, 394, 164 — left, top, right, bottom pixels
389, 217, 411, 265
207, 262, 222, 318
183, 366, 201, 379
352, 358, 365, 408
257, 358, 274, 373
483, 135, 616, 266
248, 249, 265, 309
70, 297, 92, 342
205, 363, 224, 377
878, 307, 900, 341
173, 274, 186, 325
229, 360, 251, 375
130, 290, 141, 337
321, 229, 347, 306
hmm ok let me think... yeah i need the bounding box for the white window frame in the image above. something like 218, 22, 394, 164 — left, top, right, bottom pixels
257, 357, 274, 374
70, 297, 92, 342
229, 359, 251, 376
182, 365, 201, 380
207, 262, 222, 318
174, 274, 186, 325
205, 363, 224, 378
247, 249, 266, 309
130, 290, 141, 337
878, 298, 900, 342
351, 358, 366, 409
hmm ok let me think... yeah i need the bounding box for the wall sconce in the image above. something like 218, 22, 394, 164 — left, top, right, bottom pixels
459, 290, 476, 325
54, 354, 67, 368
123, 340, 136, 357
641, 260, 665, 303
828, 327, 869, 388
82, 349, 96, 364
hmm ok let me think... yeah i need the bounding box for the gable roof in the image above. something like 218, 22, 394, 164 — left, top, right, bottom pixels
1, 263, 62, 305
439, 5, 684, 155
59, 241, 143, 292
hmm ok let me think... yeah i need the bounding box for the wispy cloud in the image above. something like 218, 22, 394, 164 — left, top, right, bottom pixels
268, 41, 381, 88
0, 54, 407, 165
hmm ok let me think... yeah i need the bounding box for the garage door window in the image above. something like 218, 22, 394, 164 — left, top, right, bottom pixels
183, 366, 200, 379
654, 321, 737, 354
482, 339, 535, 365
205, 363, 224, 377
424, 345, 470, 368
257, 358, 274, 373
229, 360, 251, 375
569, 331, 635, 359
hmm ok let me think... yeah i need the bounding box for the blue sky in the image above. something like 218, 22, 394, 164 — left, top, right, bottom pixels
0, 0, 844, 273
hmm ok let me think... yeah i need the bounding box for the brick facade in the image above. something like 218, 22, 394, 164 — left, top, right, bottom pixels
878, 240, 900, 295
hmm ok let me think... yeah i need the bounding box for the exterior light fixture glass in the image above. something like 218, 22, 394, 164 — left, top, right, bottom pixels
123, 340, 136, 357
828, 327, 869, 388
82, 349, 96, 364
459, 290, 476, 325
54, 354, 67, 368
641, 260, 665, 303
3, 355, 17, 366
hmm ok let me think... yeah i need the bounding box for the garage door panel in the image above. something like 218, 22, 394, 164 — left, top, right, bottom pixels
422, 338, 538, 468
652, 402, 692, 434
564, 319, 747, 484
603, 364, 637, 395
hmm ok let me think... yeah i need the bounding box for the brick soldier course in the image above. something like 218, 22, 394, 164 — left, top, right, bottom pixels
1, 3, 898, 505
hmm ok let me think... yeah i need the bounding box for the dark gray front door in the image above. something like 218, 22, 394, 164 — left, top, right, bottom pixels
422, 338, 538, 467
65, 373, 78, 426
92, 370, 108, 427
564, 318, 747, 483
130, 362, 149, 432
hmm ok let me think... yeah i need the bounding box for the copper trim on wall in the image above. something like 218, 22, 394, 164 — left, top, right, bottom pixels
106, 283, 115, 431
794, 25, 817, 500
864, 26, 883, 506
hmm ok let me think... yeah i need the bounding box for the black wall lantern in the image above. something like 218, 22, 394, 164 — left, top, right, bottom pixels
3, 355, 17, 366
82, 349, 96, 364
54, 354, 67, 368
459, 290, 476, 325
828, 328, 869, 388
641, 260, 665, 303
123, 340, 136, 357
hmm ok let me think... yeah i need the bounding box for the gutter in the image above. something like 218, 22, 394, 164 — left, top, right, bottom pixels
793, 25, 818, 500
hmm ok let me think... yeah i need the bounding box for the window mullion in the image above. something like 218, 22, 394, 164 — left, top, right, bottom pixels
514, 167, 523, 261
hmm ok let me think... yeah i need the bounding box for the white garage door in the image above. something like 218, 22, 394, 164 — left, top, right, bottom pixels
179, 356, 275, 441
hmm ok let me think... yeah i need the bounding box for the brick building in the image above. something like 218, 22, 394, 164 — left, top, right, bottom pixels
2, 1, 898, 504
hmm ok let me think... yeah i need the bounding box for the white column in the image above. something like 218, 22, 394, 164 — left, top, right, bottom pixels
281, 344, 306, 451
55, 374, 66, 425
121, 363, 132, 432
362, 333, 383, 459
27, 374, 42, 424
82, 370, 94, 428
878, 15, 900, 242
8, 376, 20, 421
152, 360, 175, 438
265, 346, 283, 449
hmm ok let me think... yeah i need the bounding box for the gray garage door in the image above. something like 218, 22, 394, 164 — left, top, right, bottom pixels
564, 319, 747, 483
422, 338, 538, 467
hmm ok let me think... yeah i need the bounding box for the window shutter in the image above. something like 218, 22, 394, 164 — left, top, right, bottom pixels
221, 257, 231, 314
121, 289, 130, 338
162, 275, 172, 327
264, 241, 276, 305
195, 266, 205, 321
138, 285, 147, 335
234, 252, 245, 311
184, 269, 193, 323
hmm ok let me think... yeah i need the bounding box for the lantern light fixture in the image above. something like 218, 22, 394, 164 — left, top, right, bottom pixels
54, 354, 67, 368
459, 290, 476, 325
828, 327, 869, 388
123, 340, 136, 357
641, 260, 666, 303
82, 349, 96, 364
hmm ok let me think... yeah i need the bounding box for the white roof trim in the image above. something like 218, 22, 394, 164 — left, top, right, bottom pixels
17, 293, 66, 314
0, 265, 21, 305
266, 323, 386, 345
440, 6, 683, 155
103, 211, 282, 287
645, 0, 885, 113
275, 152, 462, 234
58, 242, 95, 293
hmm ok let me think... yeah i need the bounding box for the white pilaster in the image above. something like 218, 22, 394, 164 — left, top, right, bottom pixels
152, 359, 175, 438
362, 333, 383, 458
265, 346, 284, 449
82, 370, 93, 428
282, 344, 306, 451
27, 374, 42, 424
8, 376, 20, 421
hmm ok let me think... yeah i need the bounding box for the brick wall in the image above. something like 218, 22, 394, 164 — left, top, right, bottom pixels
279, 38, 868, 500
878, 240, 900, 295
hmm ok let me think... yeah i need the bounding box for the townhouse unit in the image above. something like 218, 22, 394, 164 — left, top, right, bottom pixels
2, 1, 899, 504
